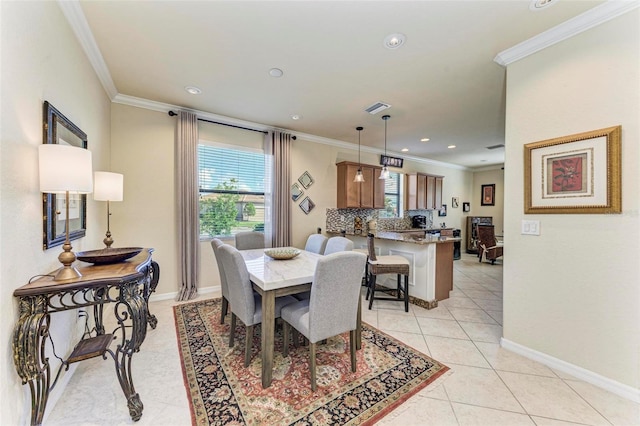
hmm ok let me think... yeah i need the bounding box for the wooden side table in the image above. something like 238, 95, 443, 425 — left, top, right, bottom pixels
12, 249, 159, 425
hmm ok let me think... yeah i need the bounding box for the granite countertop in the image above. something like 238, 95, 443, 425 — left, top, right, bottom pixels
327, 230, 460, 245
374, 231, 460, 245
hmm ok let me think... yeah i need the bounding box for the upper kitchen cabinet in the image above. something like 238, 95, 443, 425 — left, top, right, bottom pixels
404, 173, 443, 210
337, 161, 385, 209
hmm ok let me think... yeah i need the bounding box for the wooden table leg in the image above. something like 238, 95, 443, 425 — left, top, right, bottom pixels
356, 295, 362, 350
261, 290, 275, 388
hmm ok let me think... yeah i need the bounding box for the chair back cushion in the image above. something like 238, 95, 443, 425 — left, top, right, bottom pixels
304, 234, 328, 254
235, 231, 265, 250
477, 225, 497, 247
323, 236, 354, 255
308, 252, 367, 342
210, 239, 229, 299
217, 244, 256, 325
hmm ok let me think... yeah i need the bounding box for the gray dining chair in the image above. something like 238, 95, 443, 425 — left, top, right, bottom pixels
280, 251, 367, 391
304, 234, 327, 254
211, 239, 230, 324
235, 231, 265, 250
217, 244, 297, 367
323, 236, 354, 255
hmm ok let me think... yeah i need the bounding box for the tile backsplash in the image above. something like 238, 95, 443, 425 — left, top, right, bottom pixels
326, 208, 433, 234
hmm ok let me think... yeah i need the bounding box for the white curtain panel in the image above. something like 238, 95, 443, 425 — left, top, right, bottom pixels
176, 111, 200, 301
264, 131, 292, 248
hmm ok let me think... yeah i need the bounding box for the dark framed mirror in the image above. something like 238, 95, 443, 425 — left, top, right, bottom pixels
42, 101, 88, 249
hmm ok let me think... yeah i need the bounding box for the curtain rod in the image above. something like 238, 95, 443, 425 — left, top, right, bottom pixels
167, 110, 296, 139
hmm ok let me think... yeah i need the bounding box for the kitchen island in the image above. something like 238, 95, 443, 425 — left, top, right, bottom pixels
331, 231, 460, 308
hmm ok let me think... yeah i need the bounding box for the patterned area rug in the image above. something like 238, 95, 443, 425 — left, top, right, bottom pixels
174, 298, 449, 426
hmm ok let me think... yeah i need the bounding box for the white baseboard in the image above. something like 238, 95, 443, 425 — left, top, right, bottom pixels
149, 285, 220, 302
501, 338, 640, 403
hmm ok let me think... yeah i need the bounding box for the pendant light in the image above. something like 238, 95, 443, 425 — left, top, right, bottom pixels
354, 126, 365, 183
379, 115, 391, 179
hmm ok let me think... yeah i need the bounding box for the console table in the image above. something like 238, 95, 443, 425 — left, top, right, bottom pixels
12, 248, 159, 425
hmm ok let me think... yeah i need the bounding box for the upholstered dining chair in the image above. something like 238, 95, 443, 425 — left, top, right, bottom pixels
280, 251, 367, 391
217, 244, 297, 367
294, 236, 354, 302
304, 234, 328, 254
211, 239, 230, 324
235, 231, 265, 250
323, 236, 354, 255
365, 234, 411, 312
477, 225, 503, 264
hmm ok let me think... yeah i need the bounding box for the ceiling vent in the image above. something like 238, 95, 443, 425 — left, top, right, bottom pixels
486, 144, 505, 150
364, 102, 391, 115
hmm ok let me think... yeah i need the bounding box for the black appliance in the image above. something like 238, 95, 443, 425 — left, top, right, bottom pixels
412, 215, 427, 229
453, 229, 461, 260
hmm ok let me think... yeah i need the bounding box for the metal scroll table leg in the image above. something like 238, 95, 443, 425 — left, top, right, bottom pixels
144, 261, 160, 329
108, 280, 148, 421
12, 296, 51, 426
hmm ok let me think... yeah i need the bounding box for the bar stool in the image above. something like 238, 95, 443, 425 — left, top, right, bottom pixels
366, 234, 410, 312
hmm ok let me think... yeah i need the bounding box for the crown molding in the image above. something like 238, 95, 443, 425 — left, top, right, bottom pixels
494, 0, 640, 66
113, 94, 471, 171
57, 0, 118, 99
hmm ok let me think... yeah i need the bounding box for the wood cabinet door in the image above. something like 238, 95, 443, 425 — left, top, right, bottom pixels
373, 167, 385, 209
337, 163, 362, 208
404, 174, 417, 210
417, 174, 427, 210
360, 166, 375, 208
434, 177, 443, 209
426, 175, 436, 209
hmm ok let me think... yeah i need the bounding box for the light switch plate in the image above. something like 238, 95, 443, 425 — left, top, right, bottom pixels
522, 220, 540, 235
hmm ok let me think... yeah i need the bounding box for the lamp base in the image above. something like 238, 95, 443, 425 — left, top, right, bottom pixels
54, 265, 82, 281
55, 240, 81, 281
103, 231, 114, 249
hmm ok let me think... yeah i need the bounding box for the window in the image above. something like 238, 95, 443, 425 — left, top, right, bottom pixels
379, 172, 402, 218
198, 143, 265, 238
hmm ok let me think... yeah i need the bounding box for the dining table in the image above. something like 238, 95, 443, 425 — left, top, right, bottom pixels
239, 247, 362, 388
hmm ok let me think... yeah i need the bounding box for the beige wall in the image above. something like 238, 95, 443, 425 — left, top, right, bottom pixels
0, 2, 112, 424
503, 9, 639, 391
472, 168, 505, 235
110, 104, 178, 294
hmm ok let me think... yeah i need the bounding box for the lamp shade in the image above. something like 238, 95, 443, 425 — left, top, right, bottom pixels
38, 144, 93, 193
94, 171, 124, 201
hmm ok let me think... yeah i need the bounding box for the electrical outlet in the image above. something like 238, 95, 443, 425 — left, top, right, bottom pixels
521, 220, 540, 235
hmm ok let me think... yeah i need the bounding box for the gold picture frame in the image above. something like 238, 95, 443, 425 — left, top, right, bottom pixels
524, 125, 621, 214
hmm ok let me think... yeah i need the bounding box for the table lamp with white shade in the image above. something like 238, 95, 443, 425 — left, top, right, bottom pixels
39, 144, 93, 281
93, 171, 123, 248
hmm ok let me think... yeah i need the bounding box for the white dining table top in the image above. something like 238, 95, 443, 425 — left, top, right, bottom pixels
238, 247, 323, 291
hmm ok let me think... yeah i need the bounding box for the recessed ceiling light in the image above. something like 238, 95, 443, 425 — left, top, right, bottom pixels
447, 145, 456, 149
481, 159, 488, 162
269, 68, 284, 77
185, 86, 202, 95
529, 0, 558, 11
401, 148, 409, 152
420, 138, 430, 142
291, 114, 302, 120
383, 33, 406, 50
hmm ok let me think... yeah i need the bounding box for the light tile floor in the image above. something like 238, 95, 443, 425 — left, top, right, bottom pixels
47, 254, 639, 425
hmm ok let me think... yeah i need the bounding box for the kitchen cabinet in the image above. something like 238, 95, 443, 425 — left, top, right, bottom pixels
337, 161, 385, 209
404, 173, 443, 210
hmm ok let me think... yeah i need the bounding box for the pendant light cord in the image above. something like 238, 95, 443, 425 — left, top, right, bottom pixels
357, 126, 363, 168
